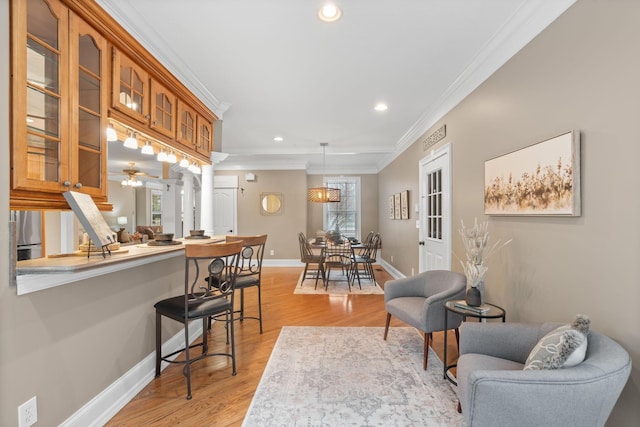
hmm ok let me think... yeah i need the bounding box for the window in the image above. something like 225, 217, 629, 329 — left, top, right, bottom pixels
324, 176, 361, 239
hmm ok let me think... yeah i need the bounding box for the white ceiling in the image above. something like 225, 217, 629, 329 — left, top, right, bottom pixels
99, 0, 574, 179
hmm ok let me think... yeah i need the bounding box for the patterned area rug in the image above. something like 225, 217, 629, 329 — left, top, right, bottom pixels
243, 327, 464, 426
294, 272, 383, 295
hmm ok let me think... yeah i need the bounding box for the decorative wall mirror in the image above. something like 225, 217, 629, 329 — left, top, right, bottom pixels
260, 192, 283, 216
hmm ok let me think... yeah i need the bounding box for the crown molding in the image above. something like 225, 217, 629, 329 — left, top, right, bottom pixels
95, 0, 231, 118
392, 0, 576, 157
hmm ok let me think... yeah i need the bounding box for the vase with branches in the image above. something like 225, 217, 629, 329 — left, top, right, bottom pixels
458, 218, 512, 305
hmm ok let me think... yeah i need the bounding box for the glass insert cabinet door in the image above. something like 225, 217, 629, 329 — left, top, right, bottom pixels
13, 0, 69, 193
11, 0, 108, 198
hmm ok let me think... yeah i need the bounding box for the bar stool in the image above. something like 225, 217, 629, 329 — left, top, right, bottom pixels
154, 240, 243, 399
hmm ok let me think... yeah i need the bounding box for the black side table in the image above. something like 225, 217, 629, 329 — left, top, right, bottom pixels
443, 300, 506, 385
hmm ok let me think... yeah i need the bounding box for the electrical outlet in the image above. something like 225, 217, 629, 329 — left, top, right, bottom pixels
18, 396, 37, 427
269, 249, 274, 256
391, 255, 394, 263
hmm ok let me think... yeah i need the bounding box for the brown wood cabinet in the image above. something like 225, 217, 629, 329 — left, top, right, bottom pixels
111, 49, 149, 124
177, 100, 197, 149
10, 0, 109, 209
10, 0, 218, 210
196, 115, 214, 156
149, 79, 176, 139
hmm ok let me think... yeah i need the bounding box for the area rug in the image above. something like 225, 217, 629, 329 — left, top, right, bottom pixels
242, 326, 463, 427
295, 271, 383, 295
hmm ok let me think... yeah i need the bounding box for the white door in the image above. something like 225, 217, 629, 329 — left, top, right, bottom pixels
213, 188, 236, 235
419, 144, 452, 272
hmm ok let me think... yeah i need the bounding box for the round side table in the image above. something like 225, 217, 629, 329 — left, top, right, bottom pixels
443, 300, 506, 385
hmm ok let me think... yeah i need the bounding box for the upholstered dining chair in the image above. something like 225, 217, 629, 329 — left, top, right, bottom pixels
154, 240, 243, 400
384, 270, 467, 369
224, 234, 267, 334
298, 232, 325, 289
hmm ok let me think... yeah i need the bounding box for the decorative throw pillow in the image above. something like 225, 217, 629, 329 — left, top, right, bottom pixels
523, 314, 590, 370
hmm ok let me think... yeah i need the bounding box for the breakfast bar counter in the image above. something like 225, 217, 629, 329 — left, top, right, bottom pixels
15, 236, 225, 295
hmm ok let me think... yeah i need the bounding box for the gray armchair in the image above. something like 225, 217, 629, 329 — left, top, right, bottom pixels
456, 322, 632, 427
383, 270, 467, 369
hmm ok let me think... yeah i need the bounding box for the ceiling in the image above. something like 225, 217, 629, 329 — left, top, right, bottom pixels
99, 0, 574, 180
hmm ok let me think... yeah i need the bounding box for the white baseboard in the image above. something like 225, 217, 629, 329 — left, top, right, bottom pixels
60, 321, 204, 427
377, 258, 405, 280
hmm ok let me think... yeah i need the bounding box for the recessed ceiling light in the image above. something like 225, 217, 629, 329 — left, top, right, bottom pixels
374, 103, 388, 112
318, 3, 342, 22
274, 136, 284, 142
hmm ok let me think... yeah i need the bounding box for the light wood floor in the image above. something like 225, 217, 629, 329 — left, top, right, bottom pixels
106, 266, 460, 427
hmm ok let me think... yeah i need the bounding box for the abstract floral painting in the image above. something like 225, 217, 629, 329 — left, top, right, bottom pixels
484, 130, 581, 216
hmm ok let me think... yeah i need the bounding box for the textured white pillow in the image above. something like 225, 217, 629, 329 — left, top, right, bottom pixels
524, 315, 590, 370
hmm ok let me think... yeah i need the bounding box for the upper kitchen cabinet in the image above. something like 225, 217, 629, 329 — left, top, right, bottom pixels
150, 79, 176, 139
196, 115, 213, 156
178, 100, 214, 158
112, 48, 149, 124
70, 13, 108, 198
10, 0, 109, 209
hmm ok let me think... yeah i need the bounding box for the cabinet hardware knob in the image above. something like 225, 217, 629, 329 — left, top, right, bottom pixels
63, 181, 71, 187
74, 183, 83, 189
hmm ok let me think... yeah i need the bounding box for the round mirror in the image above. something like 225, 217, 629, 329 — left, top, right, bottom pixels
261, 193, 283, 215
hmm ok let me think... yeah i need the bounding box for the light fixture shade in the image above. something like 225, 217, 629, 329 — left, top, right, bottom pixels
166, 151, 177, 163
106, 124, 118, 142
157, 150, 168, 162
123, 133, 138, 149
141, 141, 154, 155
307, 186, 341, 203
179, 157, 190, 168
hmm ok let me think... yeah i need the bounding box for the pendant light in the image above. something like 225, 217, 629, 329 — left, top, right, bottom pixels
307, 143, 340, 203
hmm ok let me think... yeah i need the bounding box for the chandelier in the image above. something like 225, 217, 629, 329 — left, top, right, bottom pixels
307, 143, 341, 203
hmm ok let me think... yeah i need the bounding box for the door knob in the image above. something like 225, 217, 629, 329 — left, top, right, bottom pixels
418, 241, 425, 246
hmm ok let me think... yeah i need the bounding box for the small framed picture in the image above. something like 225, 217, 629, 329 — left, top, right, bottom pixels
400, 190, 409, 220
388, 195, 395, 219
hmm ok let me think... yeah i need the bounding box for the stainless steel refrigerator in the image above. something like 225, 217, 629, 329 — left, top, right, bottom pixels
11, 210, 43, 260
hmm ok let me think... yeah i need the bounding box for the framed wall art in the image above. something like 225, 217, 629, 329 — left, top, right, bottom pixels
484, 130, 581, 216
388, 195, 395, 219
394, 193, 401, 219
400, 190, 409, 219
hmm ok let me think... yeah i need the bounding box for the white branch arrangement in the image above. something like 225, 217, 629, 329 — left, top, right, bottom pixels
458, 218, 512, 288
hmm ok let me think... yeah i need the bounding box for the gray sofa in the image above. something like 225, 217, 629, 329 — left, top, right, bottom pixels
456, 322, 632, 427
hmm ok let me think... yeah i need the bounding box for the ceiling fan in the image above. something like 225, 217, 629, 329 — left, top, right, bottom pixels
113, 162, 159, 187
121, 162, 159, 179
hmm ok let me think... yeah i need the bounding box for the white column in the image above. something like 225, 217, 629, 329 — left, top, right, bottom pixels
200, 164, 215, 236
201, 152, 229, 236
161, 179, 181, 237
182, 171, 194, 234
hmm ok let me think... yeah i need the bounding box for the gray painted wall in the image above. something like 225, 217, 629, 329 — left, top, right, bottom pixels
379, 1, 639, 425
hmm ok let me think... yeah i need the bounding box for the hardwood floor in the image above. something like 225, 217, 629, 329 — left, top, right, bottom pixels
106, 266, 460, 426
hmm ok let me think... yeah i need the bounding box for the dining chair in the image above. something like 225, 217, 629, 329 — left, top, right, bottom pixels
353, 232, 380, 282
298, 232, 326, 289
154, 240, 243, 399
324, 238, 360, 290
